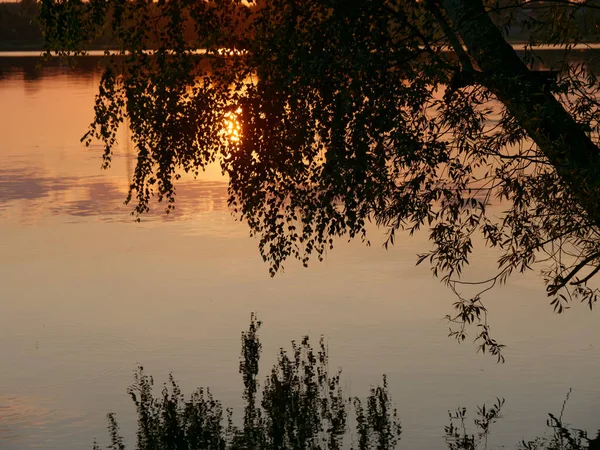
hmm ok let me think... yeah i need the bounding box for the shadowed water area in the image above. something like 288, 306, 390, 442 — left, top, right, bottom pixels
0, 52, 599, 450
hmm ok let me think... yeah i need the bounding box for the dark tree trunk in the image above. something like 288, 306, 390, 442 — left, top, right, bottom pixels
440, 0, 600, 224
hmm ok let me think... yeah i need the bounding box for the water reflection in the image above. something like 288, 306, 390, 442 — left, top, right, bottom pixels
0, 170, 229, 223
0, 396, 52, 440
0, 394, 90, 448
3, 48, 600, 217
3, 49, 600, 226
0, 55, 230, 225
0, 55, 105, 82
2, 53, 600, 450
88, 317, 598, 450
0, 168, 229, 224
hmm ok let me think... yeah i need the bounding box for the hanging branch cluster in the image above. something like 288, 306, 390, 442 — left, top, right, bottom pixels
39, 0, 600, 360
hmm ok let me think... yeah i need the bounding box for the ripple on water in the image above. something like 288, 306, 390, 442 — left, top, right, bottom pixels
1, 324, 137, 392
0, 393, 101, 450
0, 324, 138, 448
0, 396, 55, 440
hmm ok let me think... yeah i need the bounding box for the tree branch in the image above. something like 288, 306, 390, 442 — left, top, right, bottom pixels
439, 0, 600, 228
425, 0, 475, 73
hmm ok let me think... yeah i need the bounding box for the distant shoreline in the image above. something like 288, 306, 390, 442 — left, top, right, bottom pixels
0, 43, 116, 53
3, 43, 600, 56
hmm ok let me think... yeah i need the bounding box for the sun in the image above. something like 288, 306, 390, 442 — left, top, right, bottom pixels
223, 107, 243, 143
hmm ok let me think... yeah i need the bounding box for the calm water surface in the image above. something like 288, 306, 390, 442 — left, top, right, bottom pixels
0, 54, 599, 450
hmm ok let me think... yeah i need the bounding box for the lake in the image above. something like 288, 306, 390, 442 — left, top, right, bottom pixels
0, 53, 599, 450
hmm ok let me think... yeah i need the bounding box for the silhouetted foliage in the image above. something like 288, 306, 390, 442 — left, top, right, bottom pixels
91, 319, 597, 450
38, 0, 600, 357
93, 316, 402, 450
0, 0, 43, 49
445, 398, 505, 450
520, 390, 600, 450
442, 390, 600, 450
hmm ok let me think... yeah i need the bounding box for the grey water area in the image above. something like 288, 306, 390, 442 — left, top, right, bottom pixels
0, 51, 599, 450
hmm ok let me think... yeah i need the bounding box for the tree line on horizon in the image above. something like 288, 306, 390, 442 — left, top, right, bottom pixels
3, 0, 600, 51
